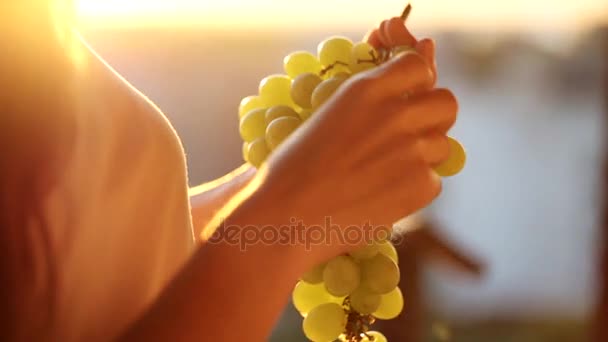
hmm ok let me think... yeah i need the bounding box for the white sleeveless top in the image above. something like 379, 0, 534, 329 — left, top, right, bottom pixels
43, 45, 196, 341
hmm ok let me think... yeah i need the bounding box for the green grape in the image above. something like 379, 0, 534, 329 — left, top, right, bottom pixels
265, 116, 301, 150
350, 42, 379, 74
239, 108, 267, 142
323, 255, 360, 297
242, 142, 249, 162
298, 108, 313, 121
349, 241, 380, 260
317, 36, 354, 67
259, 75, 295, 107
434, 136, 466, 177
265, 105, 299, 124
238, 95, 263, 118
291, 72, 322, 108
292, 281, 337, 316
311, 77, 347, 110
377, 240, 398, 263
284, 51, 322, 78
323, 64, 351, 79
246, 137, 270, 168
362, 331, 388, 342
349, 287, 381, 315
301, 262, 326, 284
360, 254, 400, 295
302, 303, 347, 342
373, 287, 404, 320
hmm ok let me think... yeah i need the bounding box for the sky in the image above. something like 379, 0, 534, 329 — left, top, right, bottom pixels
76, 0, 608, 32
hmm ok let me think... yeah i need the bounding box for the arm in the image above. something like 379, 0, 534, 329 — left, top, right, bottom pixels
189, 164, 256, 236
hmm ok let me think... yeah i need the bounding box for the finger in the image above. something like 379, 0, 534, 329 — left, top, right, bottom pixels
416, 38, 437, 85
391, 88, 458, 134
384, 17, 417, 47
366, 51, 434, 98
378, 20, 392, 47
364, 28, 384, 50
416, 133, 450, 166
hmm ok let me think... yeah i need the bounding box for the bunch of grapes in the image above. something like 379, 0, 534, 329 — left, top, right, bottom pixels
237, 4, 466, 342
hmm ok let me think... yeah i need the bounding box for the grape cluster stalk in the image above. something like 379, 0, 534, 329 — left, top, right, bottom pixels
236, 4, 466, 341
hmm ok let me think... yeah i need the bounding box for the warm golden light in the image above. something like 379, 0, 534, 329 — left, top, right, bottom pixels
76, 0, 607, 31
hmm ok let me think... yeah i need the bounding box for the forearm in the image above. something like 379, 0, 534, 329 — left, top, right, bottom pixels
189, 164, 255, 236
120, 190, 308, 341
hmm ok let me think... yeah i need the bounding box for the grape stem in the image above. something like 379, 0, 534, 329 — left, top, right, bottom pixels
400, 3, 412, 22
319, 61, 350, 77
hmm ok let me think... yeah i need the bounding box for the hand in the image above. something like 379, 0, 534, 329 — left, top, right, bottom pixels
244, 50, 458, 265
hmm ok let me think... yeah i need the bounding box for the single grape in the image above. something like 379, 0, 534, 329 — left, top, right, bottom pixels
284, 51, 322, 78
434, 136, 466, 177
265, 105, 299, 124
259, 75, 295, 107
302, 303, 347, 342
362, 331, 388, 342
350, 42, 379, 74
349, 241, 380, 260
377, 240, 398, 263
246, 137, 270, 168
323, 64, 352, 79
360, 254, 400, 295
242, 142, 249, 162
301, 262, 326, 284
292, 281, 337, 316
311, 77, 347, 110
291, 72, 323, 108
349, 287, 381, 315
317, 36, 354, 67
265, 116, 301, 150
298, 108, 313, 121
373, 287, 404, 320
323, 255, 360, 297
239, 108, 267, 142
238, 95, 263, 118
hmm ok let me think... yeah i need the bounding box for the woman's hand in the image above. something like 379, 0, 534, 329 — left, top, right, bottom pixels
231, 46, 457, 266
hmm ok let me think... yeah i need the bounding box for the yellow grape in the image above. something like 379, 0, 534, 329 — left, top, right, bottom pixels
317, 36, 354, 67
265, 105, 299, 124
349, 287, 381, 315
238, 95, 263, 118
301, 262, 326, 284
259, 75, 295, 107
302, 303, 347, 342
373, 287, 404, 320
350, 42, 379, 74
292, 282, 338, 317
323, 64, 352, 79
291, 72, 323, 108
362, 331, 388, 342
265, 116, 301, 150
311, 77, 347, 110
434, 136, 466, 177
298, 108, 313, 121
242, 142, 249, 162
349, 241, 380, 260
377, 240, 398, 263
246, 137, 270, 168
284, 51, 322, 78
323, 255, 360, 297
239, 108, 267, 142
360, 254, 400, 295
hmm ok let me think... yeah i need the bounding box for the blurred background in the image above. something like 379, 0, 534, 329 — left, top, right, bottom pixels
76, 1, 607, 341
